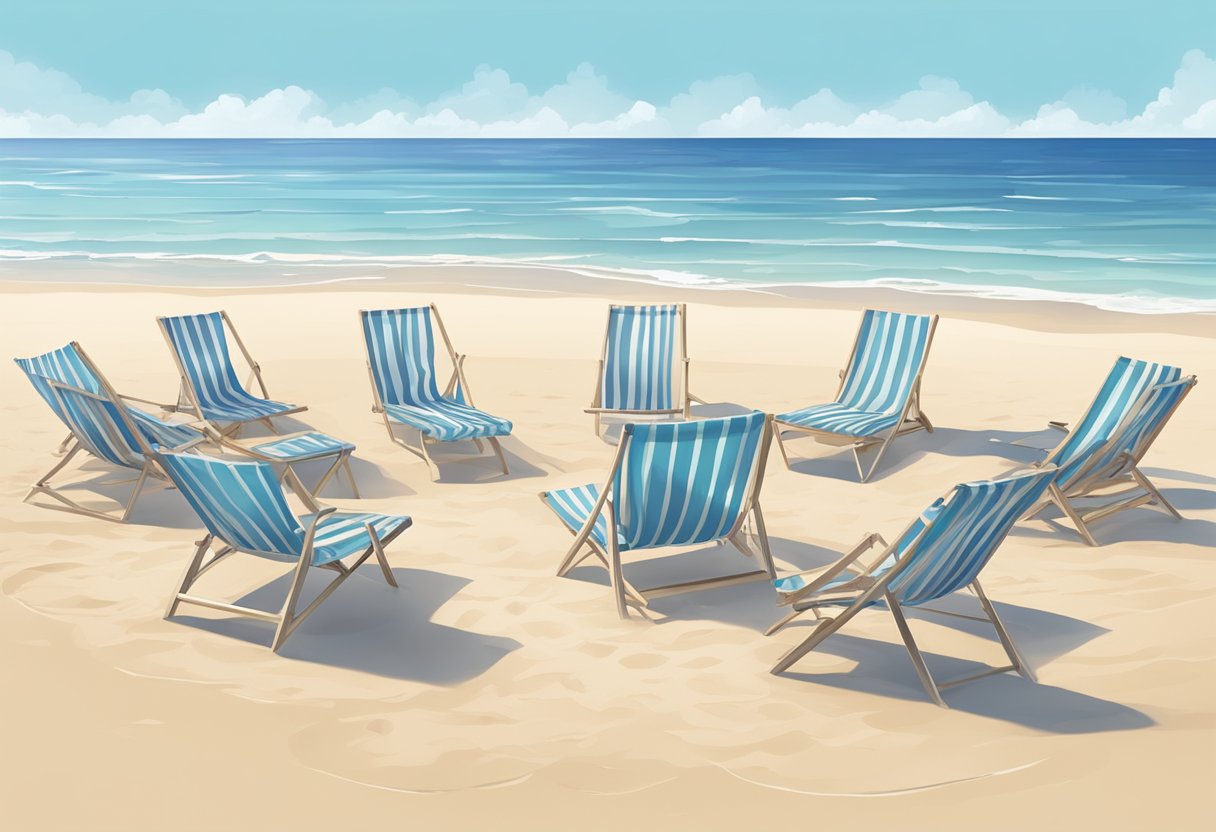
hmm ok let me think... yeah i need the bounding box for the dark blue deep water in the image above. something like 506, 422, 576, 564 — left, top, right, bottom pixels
2, 139, 1213, 311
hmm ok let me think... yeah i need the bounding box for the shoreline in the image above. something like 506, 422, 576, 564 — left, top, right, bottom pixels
3, 260, 1214, 338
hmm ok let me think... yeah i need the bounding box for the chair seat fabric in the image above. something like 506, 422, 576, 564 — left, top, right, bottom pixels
252, 432, 355, 462
776, 403, 903, 438
127, 408, 201, 449
298, 511, 413, 565
199, 394, 296, 423
384, 399, 512, 442
543, 484, 617, 549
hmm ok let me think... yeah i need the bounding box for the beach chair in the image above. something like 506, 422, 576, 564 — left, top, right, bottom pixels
773, 309, 938, 482
1028, 365, 1197, 545
586, 303, 701, 437
158, 310, 306, 435
15, 341, 199, 455
20, 357, 203, 522
156, 451, 411, 652
768, 466, 1057, 707
541, 410, 777, 618
360, 305, 513, 479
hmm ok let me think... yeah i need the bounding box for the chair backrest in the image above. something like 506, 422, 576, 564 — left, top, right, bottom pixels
157, 452, 306, 557
613, 410, 767, 550
836, 309, 936, 415
159, 312, 254, 416
1047, 356, 1182, 477
600, 304, 681, 412
886, 467, 1056, 606
49, 383, 147, 470
1059, 375, 1197, 489
361, 307, 447, 408
15, 342, 103, 425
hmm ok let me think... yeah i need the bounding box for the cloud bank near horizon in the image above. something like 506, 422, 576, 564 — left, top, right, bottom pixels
2, 49, 1215, 138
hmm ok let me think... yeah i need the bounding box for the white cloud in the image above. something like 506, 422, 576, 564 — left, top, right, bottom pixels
2, 48, 1215, 138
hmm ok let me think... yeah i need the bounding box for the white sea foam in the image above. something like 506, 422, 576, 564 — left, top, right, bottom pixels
383, 208, 474, 214
5, 247, 1213, 315
850, 206, 1014, 214
559, 205, 690, 218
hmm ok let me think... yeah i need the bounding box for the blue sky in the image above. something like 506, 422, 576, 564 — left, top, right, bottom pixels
3, 1, 1215, 136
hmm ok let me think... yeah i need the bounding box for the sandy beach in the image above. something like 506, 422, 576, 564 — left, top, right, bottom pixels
2, 269, 1213, 830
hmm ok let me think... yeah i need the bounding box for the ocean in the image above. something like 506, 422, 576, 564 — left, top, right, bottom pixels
1, 138, 1214, 312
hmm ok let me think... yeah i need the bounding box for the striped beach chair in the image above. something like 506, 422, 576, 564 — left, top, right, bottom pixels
16, 341, 199, 454
158, 311, 306, 434
774, 309, 938, 482
156, 452, 411, 652
541, 411, 777, 618
768, 466, 1057, 707
586, 304, 700, 437
19, 359, 203, 522
1028, 360, 1196, 544
360, 305, 513, 479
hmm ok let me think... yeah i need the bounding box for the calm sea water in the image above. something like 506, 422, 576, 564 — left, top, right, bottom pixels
2, 138, 1214, 312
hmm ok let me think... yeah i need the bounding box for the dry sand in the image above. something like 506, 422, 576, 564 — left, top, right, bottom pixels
1, 271, 1213, 830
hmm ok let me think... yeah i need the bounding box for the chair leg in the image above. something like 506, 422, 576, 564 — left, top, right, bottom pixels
488, 436, 510, 476
765, 607, 805, 636
605, 509, 628, 619
366, 524, 398, 588
972, 580, 1036, 683
1050, 484, 1099, 546
271, 555, 314, 653
1131, 467, 1182, 520
857, 432, 897, 483
118, 466, 152, 522
417, 432, 439, 481
750, 503, 778, 580
55, 432, 74, 456
885, 592, 947, 707
342, 457, 361, 499
773, 428, 793, 470
165, 535, 212, 619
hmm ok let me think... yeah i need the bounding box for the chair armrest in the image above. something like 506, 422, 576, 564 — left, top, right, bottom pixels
300, 506, 338, 558
776, 532, 888, 606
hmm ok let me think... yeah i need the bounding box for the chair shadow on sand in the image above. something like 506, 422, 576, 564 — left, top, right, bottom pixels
169, 567, 520, 684
568, 538, 1151, 733
778, 595, 1152, 732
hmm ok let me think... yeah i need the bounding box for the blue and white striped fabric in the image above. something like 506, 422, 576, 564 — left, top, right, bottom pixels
15, 343, 198, 449
546, 411, 766, 552
887, 468, 1056, 606
773, 500, 946, 596
777, 310, 934, 437
1060, 376, 1194, 489
52, 385, 148, 470
361, 307, 512, 442
542, 483, 616, 548
160, 312, 297, 423
251, 432, 355, 462
600, 304, 679, 412
1047, 356, 1181, 486
158, 453, 411, 565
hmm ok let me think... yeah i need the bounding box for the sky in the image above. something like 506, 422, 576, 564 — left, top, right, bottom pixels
2, 0, 1215, 137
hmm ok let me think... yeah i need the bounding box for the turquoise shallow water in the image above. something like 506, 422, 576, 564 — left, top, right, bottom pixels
1, 138, 1214, 311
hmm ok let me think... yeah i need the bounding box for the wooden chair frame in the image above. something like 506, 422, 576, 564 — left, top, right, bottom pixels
586, 303, 706, 438
24, 344, 204, 523
541, 415, 778, 619
773, 312, 939, 482
157, 309, 307, 439
766, 472, 1050, 707
1025, 375, 1198, 546
361, 303, 509, 481
161, 467, 402, 653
